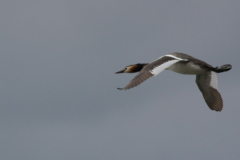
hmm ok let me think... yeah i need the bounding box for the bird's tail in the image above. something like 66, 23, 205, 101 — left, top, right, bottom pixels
212, 64, 232, 73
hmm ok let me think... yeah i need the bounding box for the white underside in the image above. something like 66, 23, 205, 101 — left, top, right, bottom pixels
167, 62, 206, 75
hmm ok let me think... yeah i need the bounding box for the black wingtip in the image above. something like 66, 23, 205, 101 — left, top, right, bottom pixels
117, 88, 124, 90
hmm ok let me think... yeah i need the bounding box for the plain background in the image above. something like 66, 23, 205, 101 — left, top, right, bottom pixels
1, 1, 240, 160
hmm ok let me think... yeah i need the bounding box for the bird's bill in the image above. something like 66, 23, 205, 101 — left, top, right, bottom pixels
115, 68, 125, 74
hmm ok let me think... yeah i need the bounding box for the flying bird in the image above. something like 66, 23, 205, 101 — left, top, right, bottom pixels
115, 52, 232, 111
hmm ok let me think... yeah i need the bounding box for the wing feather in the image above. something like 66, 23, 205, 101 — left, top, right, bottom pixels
196, 71, 223, 111
118, 55, 186, 90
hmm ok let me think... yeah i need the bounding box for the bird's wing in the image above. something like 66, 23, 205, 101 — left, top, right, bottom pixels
118, 55, 187, 90
196, 71, 223, 111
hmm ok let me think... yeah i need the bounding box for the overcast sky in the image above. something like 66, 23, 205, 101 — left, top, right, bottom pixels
1, 1, 240, 160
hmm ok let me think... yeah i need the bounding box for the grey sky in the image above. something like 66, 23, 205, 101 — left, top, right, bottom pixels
0, 1, 240, 160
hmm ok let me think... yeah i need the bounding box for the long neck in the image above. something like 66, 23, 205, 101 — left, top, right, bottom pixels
132, 63, 149, 72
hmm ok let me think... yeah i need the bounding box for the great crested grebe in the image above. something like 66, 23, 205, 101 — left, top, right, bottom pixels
116, 52, 232, 111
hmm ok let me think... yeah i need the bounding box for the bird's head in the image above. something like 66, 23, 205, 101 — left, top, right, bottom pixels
115, 63, 148, 74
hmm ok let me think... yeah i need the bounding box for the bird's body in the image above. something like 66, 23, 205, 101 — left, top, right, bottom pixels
116, 52, 232, 111
167, 61, 205, 74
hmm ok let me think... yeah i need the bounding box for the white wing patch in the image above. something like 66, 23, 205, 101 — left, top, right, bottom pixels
150, 59, 180, 76
165, 54, 185, 61
210, 71, 218, 89
155, 55, 184, 61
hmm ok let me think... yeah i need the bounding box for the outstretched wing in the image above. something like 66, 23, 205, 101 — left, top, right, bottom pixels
196, 71, 223, 111
118, 55, 187, 90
